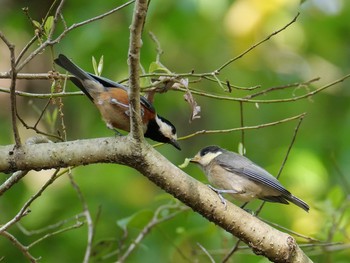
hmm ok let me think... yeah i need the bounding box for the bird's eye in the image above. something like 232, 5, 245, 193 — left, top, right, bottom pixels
200, 149, 209, 156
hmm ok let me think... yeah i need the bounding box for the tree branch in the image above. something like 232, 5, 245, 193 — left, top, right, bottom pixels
0, 139, 312, 262
0, 32, 21, 147
127, 0, 149, 143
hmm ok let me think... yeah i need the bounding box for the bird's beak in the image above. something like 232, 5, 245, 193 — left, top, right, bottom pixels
170, 139, 181, 150
190, 155, 200, 163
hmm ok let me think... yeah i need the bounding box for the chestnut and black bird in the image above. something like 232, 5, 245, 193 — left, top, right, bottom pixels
54, 54, 180, 150
191, 145, 309, 212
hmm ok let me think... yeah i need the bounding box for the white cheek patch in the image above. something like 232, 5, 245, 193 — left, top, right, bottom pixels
155, 116, 176, 139
199, 151, 223, 166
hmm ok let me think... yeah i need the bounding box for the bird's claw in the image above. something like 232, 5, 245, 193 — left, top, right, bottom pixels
207, 184, 228, 210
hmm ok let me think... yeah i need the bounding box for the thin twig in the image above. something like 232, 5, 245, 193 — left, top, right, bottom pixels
148, 31, 163, 63
0, 72, 65, 79
16, 0, 135, 71
18, 212, 85, 235
255, 113, 305, 215
16, 108, 64, 141
117, 204, 188, 262
331, 155, 350, 195
259, 218, 320, 243
0, 32, 21, 146
197, 242, 216, 263
67, 170, 94, 263
173, 72, 350, 103
0, 171, 28, 196
216, 13, 300, 72
222, 240, 241, 263
1, 231, 38, 263
27, 220, 84, 249
244, 77, 320, 99
327, 197, 350, 242
239, 101, 244, 151
0, 87, 83, 98
0, 170, 60, 234
174, 113, 306, 142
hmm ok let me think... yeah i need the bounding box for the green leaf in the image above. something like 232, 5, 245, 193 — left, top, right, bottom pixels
44, 16, 54, 36
92, 56, 104, 76
149, 61, 170, 73
97, 55, 104, 76
92, 56, 98, 75
238, 142, 246, 156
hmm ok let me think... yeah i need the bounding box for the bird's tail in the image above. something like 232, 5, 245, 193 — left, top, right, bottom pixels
285, 195, 309, 212
54, 54, 95, 101
55, 54, 92, 81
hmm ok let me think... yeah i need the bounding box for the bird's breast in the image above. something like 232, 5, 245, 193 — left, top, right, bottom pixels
94, 90, 147, 132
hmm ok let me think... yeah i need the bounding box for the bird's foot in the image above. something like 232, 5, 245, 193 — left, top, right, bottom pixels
207, 185, 229, 210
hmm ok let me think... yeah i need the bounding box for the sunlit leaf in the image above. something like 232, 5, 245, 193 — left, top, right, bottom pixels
97, 55, 104, 76
238, 142, 246, 156
92, 56, 98, 75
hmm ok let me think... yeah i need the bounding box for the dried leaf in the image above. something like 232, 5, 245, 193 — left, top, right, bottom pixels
182, 78, 201, 123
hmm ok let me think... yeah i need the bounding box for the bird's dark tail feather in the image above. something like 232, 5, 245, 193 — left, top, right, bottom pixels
55, 54, 96, 101
55, 54, 93, 81
285, 194, 309, 212
260, 194, 309, 212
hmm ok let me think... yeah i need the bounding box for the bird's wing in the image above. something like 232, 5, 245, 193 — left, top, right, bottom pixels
87, 73, 156, 114
217, 152, 291, 196
87, 73, 127, 91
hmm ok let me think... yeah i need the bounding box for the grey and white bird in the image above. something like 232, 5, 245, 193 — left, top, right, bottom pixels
190, 145, 309, 212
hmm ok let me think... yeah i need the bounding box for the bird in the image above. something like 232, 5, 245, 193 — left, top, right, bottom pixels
190, 145, 309, 212
54, 54, 181, 150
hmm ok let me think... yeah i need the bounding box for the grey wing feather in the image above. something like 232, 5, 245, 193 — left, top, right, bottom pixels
216, 151, 309, 212
87, 73, 127, 91
217, 151, 292, 196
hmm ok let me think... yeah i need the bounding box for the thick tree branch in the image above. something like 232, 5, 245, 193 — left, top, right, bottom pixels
0, 139, 311, 262
0, 137, 130, 173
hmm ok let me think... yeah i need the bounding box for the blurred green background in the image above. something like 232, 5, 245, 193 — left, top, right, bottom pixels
1, 0, 350, 262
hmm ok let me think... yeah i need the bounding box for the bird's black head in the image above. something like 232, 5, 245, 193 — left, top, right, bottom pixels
144, 115, 181, 150
199, 145, 223, 157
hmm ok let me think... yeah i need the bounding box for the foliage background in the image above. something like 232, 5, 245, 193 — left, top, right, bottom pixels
0, 0, 350, 262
